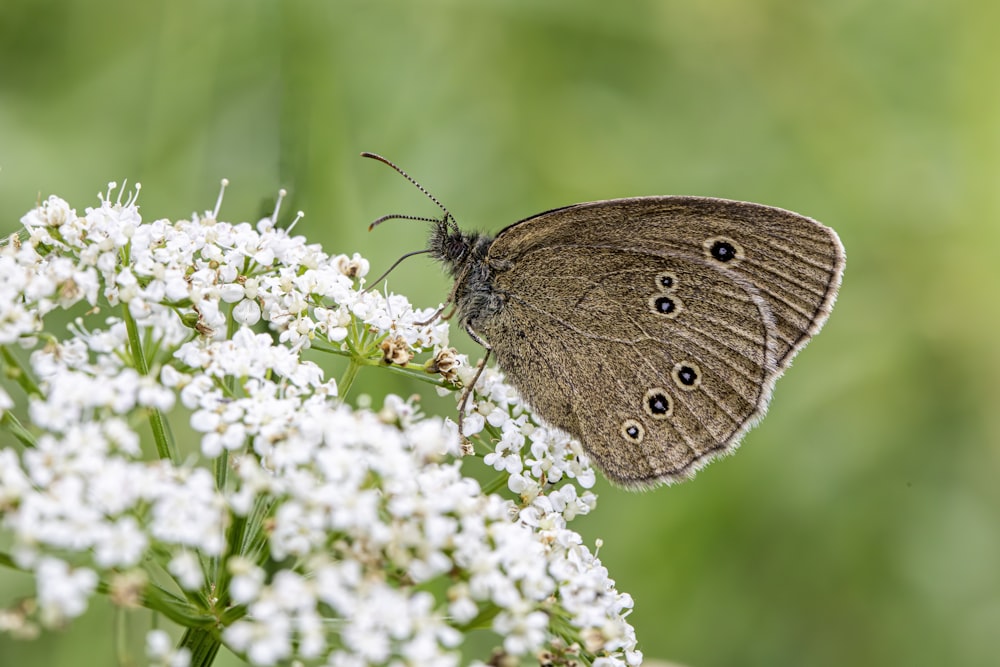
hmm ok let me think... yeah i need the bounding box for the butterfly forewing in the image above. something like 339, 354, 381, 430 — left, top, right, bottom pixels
490, 197, 844, 371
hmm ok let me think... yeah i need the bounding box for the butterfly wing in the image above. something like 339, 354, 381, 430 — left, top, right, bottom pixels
475, 197, 844, 487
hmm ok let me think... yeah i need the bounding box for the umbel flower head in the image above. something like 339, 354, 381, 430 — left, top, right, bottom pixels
0, 182, 641, 666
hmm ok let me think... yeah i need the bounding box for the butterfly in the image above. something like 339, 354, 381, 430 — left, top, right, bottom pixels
364, 153, 844, 487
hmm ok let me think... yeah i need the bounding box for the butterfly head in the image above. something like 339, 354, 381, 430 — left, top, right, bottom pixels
427, 221, 493, 277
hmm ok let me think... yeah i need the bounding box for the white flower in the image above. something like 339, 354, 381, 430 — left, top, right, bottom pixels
146, 629, 176, 662
224, 616, 292, 666
229, 557, 266, 604
93, 516, 148, 567
147, 467, 227, 555
146, 629, 193, 666
20, 194, 74, 230
35, 558, 98, 626
233, 298, 262, 325
494, 607, 549, 655
0, 184, 640, 666
168, 551, 203, 591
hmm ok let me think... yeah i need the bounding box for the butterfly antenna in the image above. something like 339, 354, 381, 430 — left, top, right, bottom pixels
361, 152, 457, 231
368, 213, 442, 232
362, 248, 432, 293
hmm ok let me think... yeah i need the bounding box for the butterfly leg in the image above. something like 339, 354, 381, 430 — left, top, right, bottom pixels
457, 347, 491, 457
464, 324, 492, 350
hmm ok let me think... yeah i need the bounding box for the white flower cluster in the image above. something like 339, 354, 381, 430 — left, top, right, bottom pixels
0, 184, 642, 666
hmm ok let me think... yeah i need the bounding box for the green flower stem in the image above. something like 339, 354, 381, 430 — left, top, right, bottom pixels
180, 626, 223, 667
242, 495, 274, 561
214, 449, 229, 494
481, 473, 510, 496
213, 509, 249, 606
313, 343, 453, 390
548, 610, 598, 664
99, 579, 217, 628
219, 604, 249, 625
225, 302, 239, 342
459, 601, 502, 632
338, 356, 363, 399
1, 411, 36, 448
385, 364, 454, 388
115, 607, 128, 666
0, 552, 215, 630
121, 301, 175, 462
0, 344, 41, 397
209, 449, 231, 601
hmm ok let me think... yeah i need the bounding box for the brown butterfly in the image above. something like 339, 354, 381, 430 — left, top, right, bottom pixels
364, 153, 844, 488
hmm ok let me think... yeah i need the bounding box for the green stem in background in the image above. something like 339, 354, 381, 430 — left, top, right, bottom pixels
481, 472, 511, 496
210, 448, 230, 599
0, 344, 41, 397
214, 450, 229, 495
225, 301, 239, 342
212, 505, 249, 610
121, 301, 175, 462
241, 495, 275, 563
548, 608, 597, 665
338, 356, 363, 400
458, 601, 502, 633
336, 317, 373, 400
98, 578, 216, 628
1, 411, 36, 448
115, 606, 129, 666
180, 627, 222, 667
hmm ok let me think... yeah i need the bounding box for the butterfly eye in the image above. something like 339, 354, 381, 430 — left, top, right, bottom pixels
620, 419, 645, 443
672, 362, 702, 390
649, 295, 683, 318
703, 236, 744, 265
643, 388, 673, 419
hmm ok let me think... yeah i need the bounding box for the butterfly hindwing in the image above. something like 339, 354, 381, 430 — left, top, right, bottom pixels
479, 245, 776, 486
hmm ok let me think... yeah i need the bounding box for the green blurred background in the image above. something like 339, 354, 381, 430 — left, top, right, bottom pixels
2, 0, 998, 665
